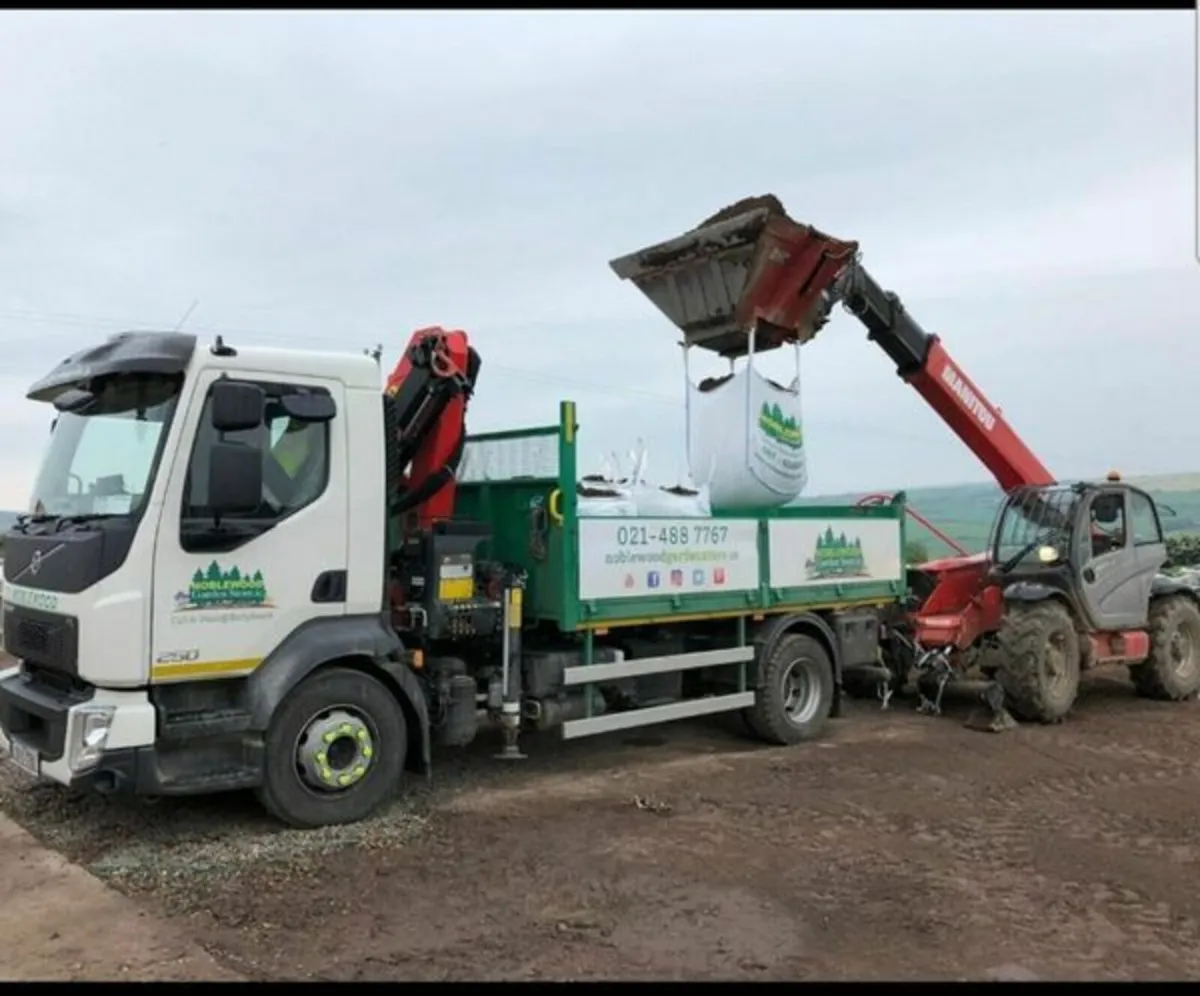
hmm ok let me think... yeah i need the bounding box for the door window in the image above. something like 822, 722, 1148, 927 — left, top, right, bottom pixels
1088, 492, 1127, 559
181, 380, 332, 552
1128, 491, 1163, 547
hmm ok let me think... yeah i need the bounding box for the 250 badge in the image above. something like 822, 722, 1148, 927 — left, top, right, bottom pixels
155, 648, 200, 664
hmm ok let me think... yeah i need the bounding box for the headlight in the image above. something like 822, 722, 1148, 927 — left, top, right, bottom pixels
1037, 545, 1060, 564
69, 706, 115, 773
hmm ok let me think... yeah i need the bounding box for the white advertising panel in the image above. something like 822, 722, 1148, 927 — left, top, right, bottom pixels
578, 518, 760, 601
768, 518, 902, 589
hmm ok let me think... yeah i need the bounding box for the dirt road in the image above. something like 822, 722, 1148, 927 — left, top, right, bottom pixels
3, 672, 1200, 980
0, 813, 238, 981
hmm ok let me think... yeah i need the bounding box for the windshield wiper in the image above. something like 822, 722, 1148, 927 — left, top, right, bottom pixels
12, 512, 59, 534
54, 513, 119, 531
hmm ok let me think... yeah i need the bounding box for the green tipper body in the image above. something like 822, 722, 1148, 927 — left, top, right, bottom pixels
453, 401, 907, 631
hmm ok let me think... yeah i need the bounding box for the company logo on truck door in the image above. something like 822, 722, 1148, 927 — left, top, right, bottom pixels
174, 561, 272, 612
757, 402, 803, 448
804, 527, 868, 580
940, 362, 996, 432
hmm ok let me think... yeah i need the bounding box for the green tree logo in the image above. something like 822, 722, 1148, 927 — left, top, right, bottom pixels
805, 527, 868, 579
757, 402, 803, 449
184, 561, 270, 609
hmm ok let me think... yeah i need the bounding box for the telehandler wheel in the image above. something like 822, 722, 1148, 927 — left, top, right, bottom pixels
1131, 595, 1200, 701
995, 601, 1081, 723
743, 633, 835, 746
256, 667, 407, 829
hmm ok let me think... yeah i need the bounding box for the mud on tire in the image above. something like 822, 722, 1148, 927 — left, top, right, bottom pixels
257, 666, 408, 829
743, 633, 835, 746
1131, 595, 1200, 701
996, 601, 1081, 723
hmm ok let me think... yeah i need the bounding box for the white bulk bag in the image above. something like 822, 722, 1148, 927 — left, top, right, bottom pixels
628, 483, 711, 517
687, 353, 807, 511
623, 441, 711, 517
577, 445, 711, 517
576, 467, 638, 516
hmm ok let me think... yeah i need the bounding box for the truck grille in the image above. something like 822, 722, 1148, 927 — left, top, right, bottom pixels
3, 605, 79, 675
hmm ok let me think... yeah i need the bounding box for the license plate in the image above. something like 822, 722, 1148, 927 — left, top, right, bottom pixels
9, 739, 38, 778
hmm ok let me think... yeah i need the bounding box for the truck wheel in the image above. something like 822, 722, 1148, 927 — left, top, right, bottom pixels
256, 667, 407, 829
995, 601, 1080, 723
1131, 596, 1200, 701
744, 633, 835, 746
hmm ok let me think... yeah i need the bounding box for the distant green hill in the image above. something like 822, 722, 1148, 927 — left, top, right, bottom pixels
803, 474, 1200, 556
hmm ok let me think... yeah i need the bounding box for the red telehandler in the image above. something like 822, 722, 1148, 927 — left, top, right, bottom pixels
609, 196, 1200, 728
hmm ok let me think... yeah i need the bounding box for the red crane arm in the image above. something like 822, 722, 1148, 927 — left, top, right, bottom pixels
384, 326, 481, 530
900, 338, 1054, 492
835, 262, 1055, 493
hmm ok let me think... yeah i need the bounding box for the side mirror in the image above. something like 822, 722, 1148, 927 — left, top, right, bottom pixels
280, 391, 336, 424
208, 442, 262, 516
210, 381, 265, 433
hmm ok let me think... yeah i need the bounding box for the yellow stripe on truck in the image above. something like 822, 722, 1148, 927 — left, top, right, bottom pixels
151, 658, 263, 681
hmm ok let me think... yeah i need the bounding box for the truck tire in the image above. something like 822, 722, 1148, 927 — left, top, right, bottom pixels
256, 666, 407, 829
744, 633, 835, 746
1131, 595, 1200, 701
995, 601, 1080, 723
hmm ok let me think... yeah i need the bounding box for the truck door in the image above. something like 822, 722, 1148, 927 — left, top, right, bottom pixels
148, 372, 349, 685
1075, 489, 1157, 632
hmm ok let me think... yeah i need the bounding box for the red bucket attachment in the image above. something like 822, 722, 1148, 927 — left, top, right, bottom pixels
609, 195, 859, 358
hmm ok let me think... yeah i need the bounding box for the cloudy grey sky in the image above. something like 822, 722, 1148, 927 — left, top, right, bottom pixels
0, 10, 1194, 509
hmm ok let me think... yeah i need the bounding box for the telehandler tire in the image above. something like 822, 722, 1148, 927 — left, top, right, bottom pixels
995, 601, 1081, 723
743, 633, 835, 746
1131, 595, 1200, 701
257, 666, 407, 829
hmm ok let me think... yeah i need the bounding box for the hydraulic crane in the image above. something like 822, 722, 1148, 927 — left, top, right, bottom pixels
384, 326, 482, 531
610, 195, 1200, 726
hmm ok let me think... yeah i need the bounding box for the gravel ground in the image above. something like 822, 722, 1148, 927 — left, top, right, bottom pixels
2, 673, 1200, 980
0, 761, 433, 918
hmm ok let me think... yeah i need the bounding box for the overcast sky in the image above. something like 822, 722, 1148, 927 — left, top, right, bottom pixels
0, 10, 1194, 509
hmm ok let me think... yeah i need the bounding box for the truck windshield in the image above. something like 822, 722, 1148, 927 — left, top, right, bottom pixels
992, 486, 1081, 569
27, 375, 183, 519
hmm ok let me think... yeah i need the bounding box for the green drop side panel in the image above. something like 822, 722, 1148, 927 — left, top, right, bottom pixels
453, 401, 579, 626
455, 401, 907, 631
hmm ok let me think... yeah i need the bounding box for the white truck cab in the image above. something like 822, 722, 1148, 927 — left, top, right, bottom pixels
0, 331, 430, 826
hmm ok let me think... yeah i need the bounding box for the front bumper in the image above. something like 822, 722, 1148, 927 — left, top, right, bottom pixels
0, 666, 191, 794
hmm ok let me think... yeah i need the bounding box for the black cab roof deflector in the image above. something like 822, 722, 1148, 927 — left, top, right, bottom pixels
26, 331, 197, 403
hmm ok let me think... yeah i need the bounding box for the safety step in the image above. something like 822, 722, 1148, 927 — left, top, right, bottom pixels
159, 707, 254, 741
155, 765, 260, 794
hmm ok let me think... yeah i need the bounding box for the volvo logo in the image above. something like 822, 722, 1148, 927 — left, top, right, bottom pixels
11, 543, 63, 584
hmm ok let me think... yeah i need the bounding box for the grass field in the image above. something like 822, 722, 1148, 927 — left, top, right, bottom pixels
803, 473, 1200, 556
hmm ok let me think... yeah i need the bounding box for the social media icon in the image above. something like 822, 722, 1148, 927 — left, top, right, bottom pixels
623, 573, 635, 589
692, 568, 705, 586
669, 569, 684, 587
713, 567, 726, 585
647, 571, 661, 589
